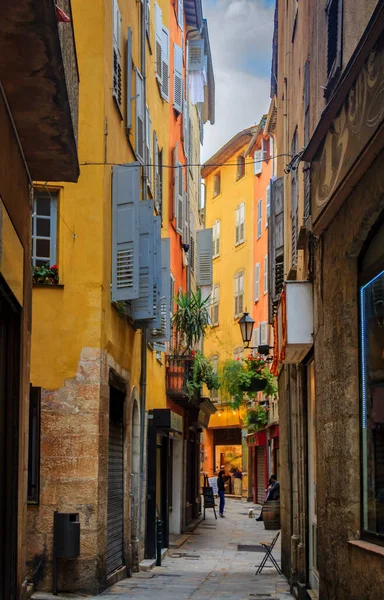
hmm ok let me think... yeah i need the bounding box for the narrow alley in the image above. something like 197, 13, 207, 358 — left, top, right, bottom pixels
91, 500, 292, 600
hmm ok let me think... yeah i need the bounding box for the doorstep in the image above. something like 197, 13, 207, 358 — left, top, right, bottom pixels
184, 515, 204, 533
169, 533, 190, 548
139, 548, 168, 572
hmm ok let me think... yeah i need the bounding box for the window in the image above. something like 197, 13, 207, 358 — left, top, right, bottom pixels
360, 221, 384, 543
234, 347, 243, 361
235, 203, 245, 245
266, 186, 271, 227
177, 0, 184, 30
135, 68, 145, 162
257, 199, 262, 239
252, 326, 260, 353
153, 131, 163, 215
254, 263, 260, 302
212, 220, 220, 258
270, 136, 275, 176
146, 106, 152, 189
211, 284, 219, 326
146, 0, 150, 39
32, 191, 58, 267
28, 387, 41, 504
112, 0, 122, 108
260, 321, 268, 345
234, 272, 244, 318
326, 0, 342, 93
236, 155, 245, 180
254, 149, 263, 175
264, 255, 268, 294
262, 137, 270, 159
213, 172, 221, 197
210, 355, 219, 400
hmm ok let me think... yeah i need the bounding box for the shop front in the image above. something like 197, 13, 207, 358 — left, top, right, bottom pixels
246, 431, 269, 505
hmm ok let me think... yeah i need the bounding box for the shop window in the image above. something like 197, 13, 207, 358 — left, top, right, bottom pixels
28, 387, 41, 504
360, 219, 384, 542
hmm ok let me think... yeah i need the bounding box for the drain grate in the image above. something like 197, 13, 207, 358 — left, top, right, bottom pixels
237, 544, 264, 552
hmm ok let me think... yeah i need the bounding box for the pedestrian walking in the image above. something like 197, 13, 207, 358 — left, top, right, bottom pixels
256, 474, 280, 521
217, 469, 226, 517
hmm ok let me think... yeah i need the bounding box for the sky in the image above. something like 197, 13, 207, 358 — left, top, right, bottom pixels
202, 0, 275, 161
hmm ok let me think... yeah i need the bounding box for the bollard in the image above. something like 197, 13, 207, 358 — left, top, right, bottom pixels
156, 519, 162, 566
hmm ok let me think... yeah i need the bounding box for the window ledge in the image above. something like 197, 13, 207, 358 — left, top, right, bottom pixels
348, 540, 384, 556
33, 283, 64, 289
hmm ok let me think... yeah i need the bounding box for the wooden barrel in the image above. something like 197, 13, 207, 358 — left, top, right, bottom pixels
263, 500, 280, 530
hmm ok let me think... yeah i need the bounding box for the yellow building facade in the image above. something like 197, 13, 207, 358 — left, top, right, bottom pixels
27, 0, 214, 594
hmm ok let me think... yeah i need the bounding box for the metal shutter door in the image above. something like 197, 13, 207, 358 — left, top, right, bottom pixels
106, 417, 124, 575
256, 447, 265, 505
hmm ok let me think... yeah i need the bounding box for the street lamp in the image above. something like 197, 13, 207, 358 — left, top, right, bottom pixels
238, 312, 255, 347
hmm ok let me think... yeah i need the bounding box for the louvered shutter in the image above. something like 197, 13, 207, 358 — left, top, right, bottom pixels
238, 272, 244, 314
161, 26, 170, 101
173, 144, 178, 219
254, 263, 260, 302
135, 69, 145, 161
183, 100, 189, 159
182, 187, 188, 244
235, 206, 240, 244
150, 216, 162, 328
131, 201, 155, 320
149, 237, 171, 343
260, 322, 268, 345
146, 108, 152, 188
155, 3, 162, 84
264, 255, 268, 294
173, 44, 183, 113
252, 326, 260, 354
154, 132, 161, 214
126, 27, 132, 129
176, 165, 184, 235
177, 0, 183, 30
240, 203, 245, 242
266, 185, 271, 225
188, 39, 205, 71
254, 149, 263, 175
112, 0, 122, 107
111, 164, 140, 301
197, 228, 213, 286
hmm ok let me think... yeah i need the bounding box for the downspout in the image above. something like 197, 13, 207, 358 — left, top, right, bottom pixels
139, 0, 147, 545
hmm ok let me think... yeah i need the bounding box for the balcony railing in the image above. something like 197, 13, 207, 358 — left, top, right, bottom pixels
166, 355, 195, 399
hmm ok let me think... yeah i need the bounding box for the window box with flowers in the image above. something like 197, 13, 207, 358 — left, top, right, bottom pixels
220, 354, 277, 409
32, 263, 60, 285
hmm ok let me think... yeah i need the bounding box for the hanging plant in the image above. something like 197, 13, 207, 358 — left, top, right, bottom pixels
220, 353, 277, 409
245, 404, 269, 431
186, 351, 220, 401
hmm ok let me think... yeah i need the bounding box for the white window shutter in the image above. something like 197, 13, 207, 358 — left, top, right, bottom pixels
183, 99, 189, 160
126, 27, 133, 128
254, 263, 260, 302
161, 26, 170, 101
173, 43, 183, 113
235, 206, 239, 244
176, 164, 184, 235
154, 131, 161, 214
254, 149, 263, 175
131, 201, 156, 320
135, 69, 145, 162
188, 39, 205, 71
240, 203, 245, 242
264, 255, 268, 294
266, 185, 271, 226
257, 199, 262, 238
111, 164, 140, 301
197, 228, 213, 286
155, 3, 163, 84
260, 322, 267, 345
173, 144, 178, 219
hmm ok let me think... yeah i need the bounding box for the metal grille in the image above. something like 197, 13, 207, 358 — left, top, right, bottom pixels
256, 447, 265, 505
106, 412, 124, 575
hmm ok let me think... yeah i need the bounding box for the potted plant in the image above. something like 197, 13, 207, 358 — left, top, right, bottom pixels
171, 289, 211, 355
186, 351, 220, 401
32, 263, 59, 285
245, 404, 269, 431
220, 354, 277, 409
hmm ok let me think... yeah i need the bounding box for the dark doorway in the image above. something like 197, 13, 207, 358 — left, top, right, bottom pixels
106, 382, 125, 576
0, 280, 21, 600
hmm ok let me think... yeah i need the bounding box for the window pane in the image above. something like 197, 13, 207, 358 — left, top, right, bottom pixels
36, 238, 50, 259
36, 195, 51, 216
361, 270, 384, 535
36, 218, 51, 237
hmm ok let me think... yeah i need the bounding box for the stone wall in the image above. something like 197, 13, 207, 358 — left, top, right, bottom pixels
27, 348, 139, 594
314, 150, 384, 600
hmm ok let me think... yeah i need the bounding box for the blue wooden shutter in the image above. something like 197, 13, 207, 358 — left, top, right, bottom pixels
126, 27, 132, 129
111, 164, 140, 301
173, 44, 183, 113
131, 200, 155, 320
149, 237, 171, 343
151, 216, 162, 328
197, 228, 213, 286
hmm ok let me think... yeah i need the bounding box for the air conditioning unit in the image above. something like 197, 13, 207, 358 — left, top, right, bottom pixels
277, 281, 313, 363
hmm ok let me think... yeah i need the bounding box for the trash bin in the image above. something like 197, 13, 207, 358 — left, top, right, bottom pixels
53, 512, 80, 558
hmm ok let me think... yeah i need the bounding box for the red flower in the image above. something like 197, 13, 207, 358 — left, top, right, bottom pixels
51, 265, 58, 270
191, 349, 196, 356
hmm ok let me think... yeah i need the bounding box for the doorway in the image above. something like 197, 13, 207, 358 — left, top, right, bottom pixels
307, 361, 319, 593
0, 284, 21, 600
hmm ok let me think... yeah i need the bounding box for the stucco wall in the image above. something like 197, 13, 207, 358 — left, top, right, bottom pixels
314, 150, 384, 600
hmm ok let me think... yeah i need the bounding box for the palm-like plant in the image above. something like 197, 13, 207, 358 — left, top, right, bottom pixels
171, 289, 211, 354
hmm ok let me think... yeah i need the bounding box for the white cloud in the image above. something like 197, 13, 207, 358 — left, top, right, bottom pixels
202, 0, 274, 161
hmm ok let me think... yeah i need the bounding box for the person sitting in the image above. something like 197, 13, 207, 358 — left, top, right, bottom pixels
256, 474, 279, 521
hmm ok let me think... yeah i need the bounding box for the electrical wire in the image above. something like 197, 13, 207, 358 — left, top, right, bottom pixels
79, 153, 293, 170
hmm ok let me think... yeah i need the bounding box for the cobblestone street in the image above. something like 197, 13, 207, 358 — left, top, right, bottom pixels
93, 499, 292, 600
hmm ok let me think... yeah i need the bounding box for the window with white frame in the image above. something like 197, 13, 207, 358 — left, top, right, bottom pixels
254, 263, 260, 302
211, 284, 219, 326
264, 255, 268, 294
212, 220, 220, 258
254, 149, 263, 175
235, 203, 245, 245
266, 185, 271, 227
32, 191, 58, 267
260, 321, 268, 345
234, 272, 244, 318
257, 199, 262, 238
